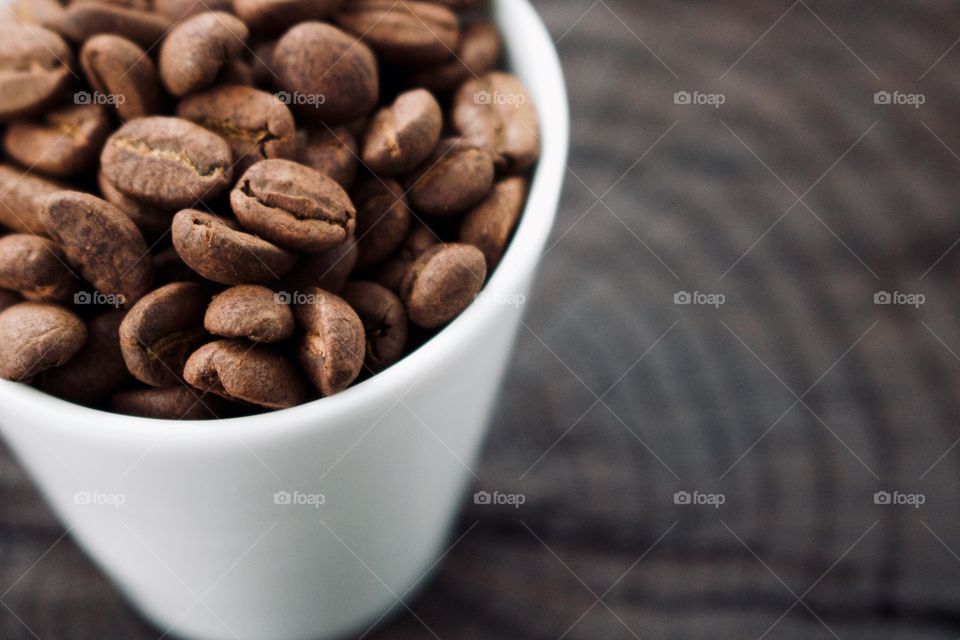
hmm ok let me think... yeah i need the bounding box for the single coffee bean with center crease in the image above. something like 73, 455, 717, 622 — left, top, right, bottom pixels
80, 35, 160, 122
401, 243, 486, 329
101, 117, 234, 210
205, 285, 295, 343
177, 85, 297, 176
234, 0, 344, 33
119, 281, 210, 387
410, 22, 501, 94
298, 127, 359, 190
336, 0, 460, 66
97, 171, 172, 238
0, 24, 73, 122
172, 210, 297, 285
353, 177, 411, 269
0, 164, 65, 234
342, 281, 407, 373
460, 176, 528, 270
281, 239, 358, 296
0, 302, 87, 381
453, 72, 541, 174
406, 137, 495, 216
41, 309, 130, 403
184, 339, 308, 410
295, 288, 365, 395
41, 191, 154, 305
159, 11, 249, 97
274, 22, 379, 125
362, 89, 442, 176
0, 234, 77, 302
4, 104, 111, 178
231, 159, 356, 253
52, 2, 173, 49
111, 386, 226, 420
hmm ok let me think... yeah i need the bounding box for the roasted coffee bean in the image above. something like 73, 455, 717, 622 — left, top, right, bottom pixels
0, 24, 73, 122
159, 11, 249, 97
0, 164, 64, 234
184, 339, 308, 409
156, 0, 233, 21
401, 243, 486, 329
281, 239, 357, 296
342, 281, 407, 373
336, 0, 459, 66
111, 386, 224, 420
375, 222, 438, 292
453, 72, 540, 174
0, 302, 87, 381
298, 126, 359, 189
41, 309, 130, 403
410, 22, 501, 94
97, 171, 172, 237
4, 104, 111, 177
54, 2, 173, 48
234, 0, 343, 33
119, 281, 209, 387
0, 290, 21, 314
172, 210, 297, 285
353, 177, 411, 269
101, 117, 234, 209
406, 137, 495, 216
177, 85, 297, 176
460, 177, 527, 270
0, 234, 77, 302
80, 35, 160, 122
231, 159, 356, 253
274, 22, 378, 125
10, 0, 65, 27
41, 191, 154, 305
205, 285, 295, 343
295, 288, 365, 395
362, 89, 442, 176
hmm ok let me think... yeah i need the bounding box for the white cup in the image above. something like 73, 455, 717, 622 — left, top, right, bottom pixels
0, 1, 568, 638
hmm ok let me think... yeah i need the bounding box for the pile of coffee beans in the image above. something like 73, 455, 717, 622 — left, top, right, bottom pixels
0, 0, 540, 419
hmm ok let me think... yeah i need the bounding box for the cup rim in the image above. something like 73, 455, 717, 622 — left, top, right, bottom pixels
0, 0, 570, 442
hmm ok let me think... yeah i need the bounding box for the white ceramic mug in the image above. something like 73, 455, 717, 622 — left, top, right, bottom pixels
0, 1, 568, 638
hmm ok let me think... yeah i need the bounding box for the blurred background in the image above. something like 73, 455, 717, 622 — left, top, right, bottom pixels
4, 0, 960, 638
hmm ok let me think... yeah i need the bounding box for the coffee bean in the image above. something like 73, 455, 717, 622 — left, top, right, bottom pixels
184, 339, 308, 409
274, 22, 379, 125
178, 85, 297, 176
110, 386, 224, 420
294, 288, 365, 395
101, 117, 234, 209
336, 0, 459, 66
159, 11, 249, 97
97, 171, 172, 237
156, 0, 233, 21
0, 302, 87, 381
172, 210, 297, 285
374, 222, 438, 292
460, 176, 527, 270
410, 21, 501, 94
281, 239, 358, 296
298, 126, 359, 189
119, 281, 209, 387
41, 309, 130, 403
205, 285, 295, 343
54, 2, 173, 49
80, 34, 160, 122
362, 89, 442, 176
0, 24, 73, 122
41, 191, 154, 305
234, 0, 343, 33
353, 177, 411, 269
0, 290, 21, 314
342, 281, 407, 373
231, 159, 356, 253
4, 104, 111, 177
0, 234, 77, 302
0, 164, 64, 234
10, 0, 65, 28
401, 243, 486, 328
406, 137, 495, 216
453, 72, 540, 174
